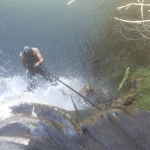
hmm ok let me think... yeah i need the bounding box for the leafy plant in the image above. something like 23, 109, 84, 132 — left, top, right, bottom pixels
118, 67, 130, 90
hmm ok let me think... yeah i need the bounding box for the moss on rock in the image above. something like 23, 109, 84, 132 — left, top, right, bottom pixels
119, 68, 150, 111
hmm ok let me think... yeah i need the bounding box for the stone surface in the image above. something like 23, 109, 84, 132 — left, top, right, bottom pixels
0, 103, 150, 150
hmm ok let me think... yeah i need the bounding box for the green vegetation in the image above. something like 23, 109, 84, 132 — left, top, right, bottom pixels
118, 67, 130, 90
88, 0, 150, 112
124, 68, 150, 111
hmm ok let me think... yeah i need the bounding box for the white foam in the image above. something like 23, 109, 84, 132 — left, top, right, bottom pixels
0, 75, 88, 114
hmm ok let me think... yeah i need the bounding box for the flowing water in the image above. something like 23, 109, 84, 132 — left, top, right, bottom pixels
0, 0, 115, 112
0, 0, 150, 150
0, 0, 102, 110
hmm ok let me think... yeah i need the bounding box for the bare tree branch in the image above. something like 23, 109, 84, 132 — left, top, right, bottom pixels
114, 17, 150, 23
115, 0, 150, 39
117, 0, 150, 11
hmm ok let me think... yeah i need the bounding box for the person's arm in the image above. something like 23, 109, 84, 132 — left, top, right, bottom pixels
19, 52, 27, 71
34, 48, 44, 67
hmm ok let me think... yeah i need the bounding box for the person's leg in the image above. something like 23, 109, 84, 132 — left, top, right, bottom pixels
37, 66, 54, 83
26, 70, 35, 91
36, 66, 58, 86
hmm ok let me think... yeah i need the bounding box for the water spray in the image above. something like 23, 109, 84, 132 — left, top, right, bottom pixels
46, 69, 101, 111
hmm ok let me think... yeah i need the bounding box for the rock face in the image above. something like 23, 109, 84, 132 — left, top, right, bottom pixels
80, 108, 150, 150
78, 85, 100, 104
73, 85, 112, 108
0, 103, 150, 150
0, 103, 84, 150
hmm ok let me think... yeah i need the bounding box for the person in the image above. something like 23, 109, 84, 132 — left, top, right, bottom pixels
19, 46, 54, 90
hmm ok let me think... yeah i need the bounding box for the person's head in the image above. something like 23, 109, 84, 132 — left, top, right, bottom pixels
22, 46, 32, 57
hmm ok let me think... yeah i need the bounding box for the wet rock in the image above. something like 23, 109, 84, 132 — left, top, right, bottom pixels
81, 108, 150, 150
98, 101, 112, 110
78, 85, 99, 104
99, 88, 113, 102
112, 94, 137, 107
0, 103, 150, 150
124, 78, 142, 91
122, 94, 137, 106
74, 85, 113, 108
72, 85, 99, 108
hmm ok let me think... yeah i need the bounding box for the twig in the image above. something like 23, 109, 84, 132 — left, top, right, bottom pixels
114, 17, 150, 24
117, 1, 150, 11
119, 29, 144, 40
115, 0, 150, 39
